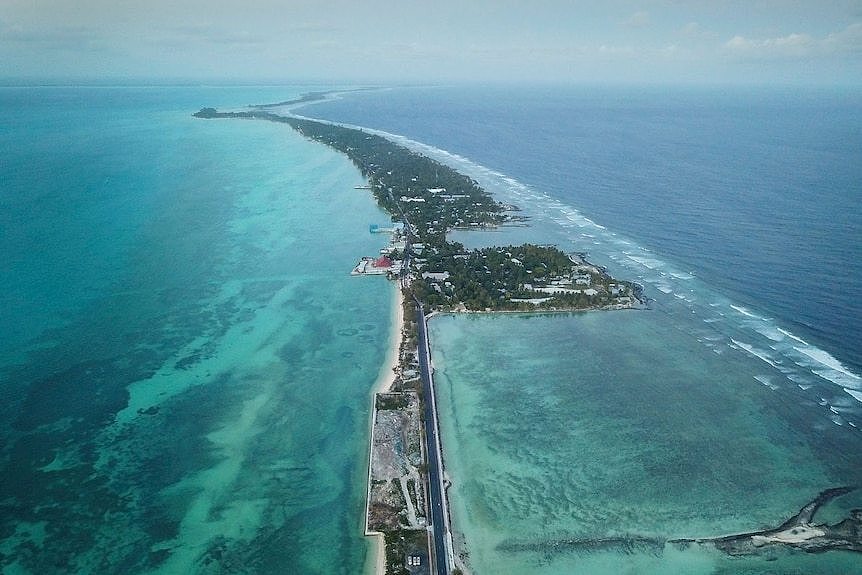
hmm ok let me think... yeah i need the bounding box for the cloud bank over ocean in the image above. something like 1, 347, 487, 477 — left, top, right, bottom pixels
1, 1, 860, 85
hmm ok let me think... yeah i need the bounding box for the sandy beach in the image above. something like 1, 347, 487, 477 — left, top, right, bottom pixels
374, 284, 405, 395
365, 283, 405, 575
366, 532, 386, 575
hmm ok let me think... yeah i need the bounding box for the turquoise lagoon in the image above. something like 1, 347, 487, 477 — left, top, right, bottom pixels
431, 310, 862, 574
325, 104, 862, 573
0, 87, 393, 573
4, 84, 860, 575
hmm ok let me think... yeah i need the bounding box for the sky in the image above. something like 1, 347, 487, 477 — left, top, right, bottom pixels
1, 0, 861, 85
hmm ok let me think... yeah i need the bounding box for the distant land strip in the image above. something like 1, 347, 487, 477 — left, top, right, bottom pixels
194, 96, 648, 575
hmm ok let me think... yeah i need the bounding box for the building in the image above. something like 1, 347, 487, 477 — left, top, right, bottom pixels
373, 256, 393, 268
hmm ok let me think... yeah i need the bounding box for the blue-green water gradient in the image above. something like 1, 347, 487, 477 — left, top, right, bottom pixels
0, 86, 391, 574
431, 312, 862, 574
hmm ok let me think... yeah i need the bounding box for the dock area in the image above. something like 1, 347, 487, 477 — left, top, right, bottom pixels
352, 256, 404, 276
352, 222, 407, 277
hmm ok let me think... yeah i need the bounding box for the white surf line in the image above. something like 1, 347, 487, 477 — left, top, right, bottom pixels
731, 339, 780, 369
793, 346, 862, 386
777, 327, 808, 345
729, 304, 765, 320
277, 97, 862, 410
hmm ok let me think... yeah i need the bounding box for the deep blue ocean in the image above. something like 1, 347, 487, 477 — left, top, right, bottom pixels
304, 85, 862, 574
1, 84, 860, 574
303, 86, 862, 574
308, 85, 862, 379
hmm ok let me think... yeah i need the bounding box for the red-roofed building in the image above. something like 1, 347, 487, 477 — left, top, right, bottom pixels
373, 256, 392, 268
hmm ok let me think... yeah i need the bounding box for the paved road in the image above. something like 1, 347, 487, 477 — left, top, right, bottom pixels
415, 304, 450, 575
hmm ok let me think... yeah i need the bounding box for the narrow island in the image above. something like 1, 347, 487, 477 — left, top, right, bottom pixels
193, 106, 643, 315
497, 486, 862, 559
673, 486, 862, 555
194, 97, 859, 574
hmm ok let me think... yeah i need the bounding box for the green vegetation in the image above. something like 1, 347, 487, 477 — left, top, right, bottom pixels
411, 243, 640, 311
382, 528, 429, 575
285, 119, 517, 244
195, 100, 647, 574
376, 393, 410, 411
405, 478, 420, 516
193, 106, 513, 243
193, 105, 643, 315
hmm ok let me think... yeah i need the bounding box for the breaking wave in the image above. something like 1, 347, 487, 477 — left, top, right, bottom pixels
288, 107, 862, 416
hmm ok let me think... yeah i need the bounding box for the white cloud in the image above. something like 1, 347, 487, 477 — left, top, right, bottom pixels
724, 22, 862, 62
0, 21, 106, 51
681, 22, 701, 36
725, 32, 816, 58
169, 24, 263, 46
597, 43, 635, 57
624, 11, 650, 29
680, 21, 717, 41
823, 22, 862, 54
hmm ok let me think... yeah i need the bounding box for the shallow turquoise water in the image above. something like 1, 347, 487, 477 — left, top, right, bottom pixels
0, 87, 392, 573
309, 85, 862, 378
305, 89, 862, 574
431, 312, 862, 574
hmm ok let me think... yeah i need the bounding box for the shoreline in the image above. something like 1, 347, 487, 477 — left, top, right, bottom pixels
364, 282, 405, 575
424, 306, 644, 575
187, 94, 855, 574
425, 312, 471, 575
195, 101, 648, 575
365, 532, 385, 575
374, 284, 405, 395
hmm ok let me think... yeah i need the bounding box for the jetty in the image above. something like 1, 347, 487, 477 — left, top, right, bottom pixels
352, 223, 407, 277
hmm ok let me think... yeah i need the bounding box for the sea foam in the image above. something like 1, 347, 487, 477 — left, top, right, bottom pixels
301, 112, 862, 413
794, 346, 862, 390
731, 339, 780, 369
729, 305, 764, 320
